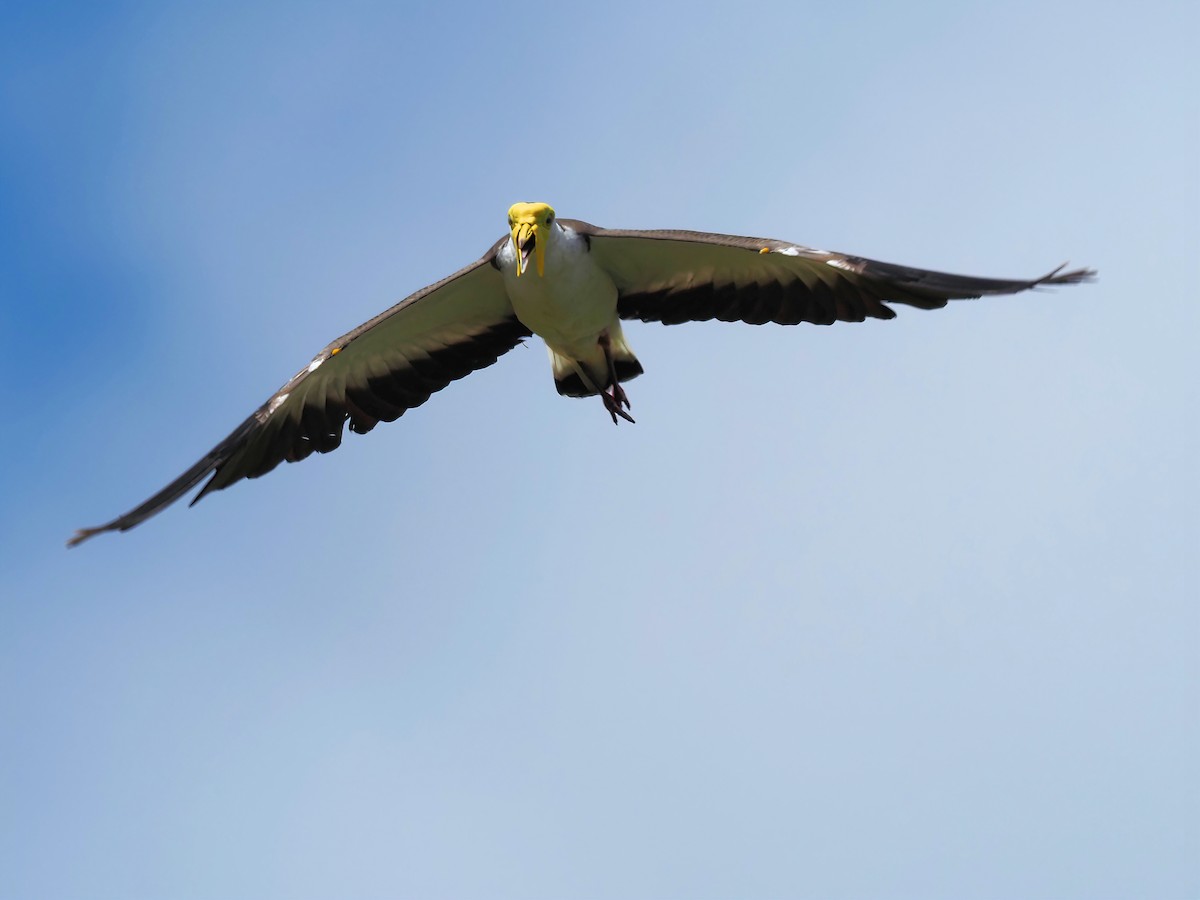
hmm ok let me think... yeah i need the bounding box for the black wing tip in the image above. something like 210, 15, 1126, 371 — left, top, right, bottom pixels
67, 526, 105, 548
1037, 263, 1098, 286
66, 458, 225, 549
66, 520, 130, 548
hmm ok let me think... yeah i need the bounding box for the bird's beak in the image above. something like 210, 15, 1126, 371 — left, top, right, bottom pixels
511, 217, 547, 278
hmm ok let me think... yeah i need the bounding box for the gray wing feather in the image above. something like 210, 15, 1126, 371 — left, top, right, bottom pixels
69, 239, 525, 546
564, 221, 1094, 326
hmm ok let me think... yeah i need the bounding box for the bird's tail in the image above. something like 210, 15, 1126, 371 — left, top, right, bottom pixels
550, 333, 643, 398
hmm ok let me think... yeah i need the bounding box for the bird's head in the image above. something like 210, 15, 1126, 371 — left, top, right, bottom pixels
508, 201, 556, 277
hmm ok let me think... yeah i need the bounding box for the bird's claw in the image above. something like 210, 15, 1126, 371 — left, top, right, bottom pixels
611, 382, 631, 410
602, 389, 635, 425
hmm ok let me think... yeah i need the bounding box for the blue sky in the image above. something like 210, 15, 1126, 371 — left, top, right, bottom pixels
2, 1, 1197, 897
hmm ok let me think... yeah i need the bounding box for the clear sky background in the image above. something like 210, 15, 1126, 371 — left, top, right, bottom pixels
2, 2, 1196, 898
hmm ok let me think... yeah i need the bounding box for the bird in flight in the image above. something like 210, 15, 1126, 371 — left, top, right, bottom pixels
69, 202, 1094, 546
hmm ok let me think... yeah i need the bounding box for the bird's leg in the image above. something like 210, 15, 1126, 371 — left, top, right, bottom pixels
598, 332, 634, 425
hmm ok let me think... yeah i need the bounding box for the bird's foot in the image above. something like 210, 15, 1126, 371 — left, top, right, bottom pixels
611, 381, 631, 411
602, 389, 635, 425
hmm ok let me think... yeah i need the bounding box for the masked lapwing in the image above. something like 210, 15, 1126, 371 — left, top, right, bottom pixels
68, 201, 1093, 546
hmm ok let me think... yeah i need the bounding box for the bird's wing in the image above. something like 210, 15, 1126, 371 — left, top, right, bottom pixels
70, 238, 527, 546
567, 221, 1095, 326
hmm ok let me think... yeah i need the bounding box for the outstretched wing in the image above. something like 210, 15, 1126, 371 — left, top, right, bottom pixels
70, 238, 527, 546
568, 222, 1094, 326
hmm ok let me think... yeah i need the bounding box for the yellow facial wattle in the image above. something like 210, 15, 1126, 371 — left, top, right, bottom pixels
507, 201, 555, 277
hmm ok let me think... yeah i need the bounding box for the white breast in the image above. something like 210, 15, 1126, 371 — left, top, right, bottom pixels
499, 224, 619, 358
